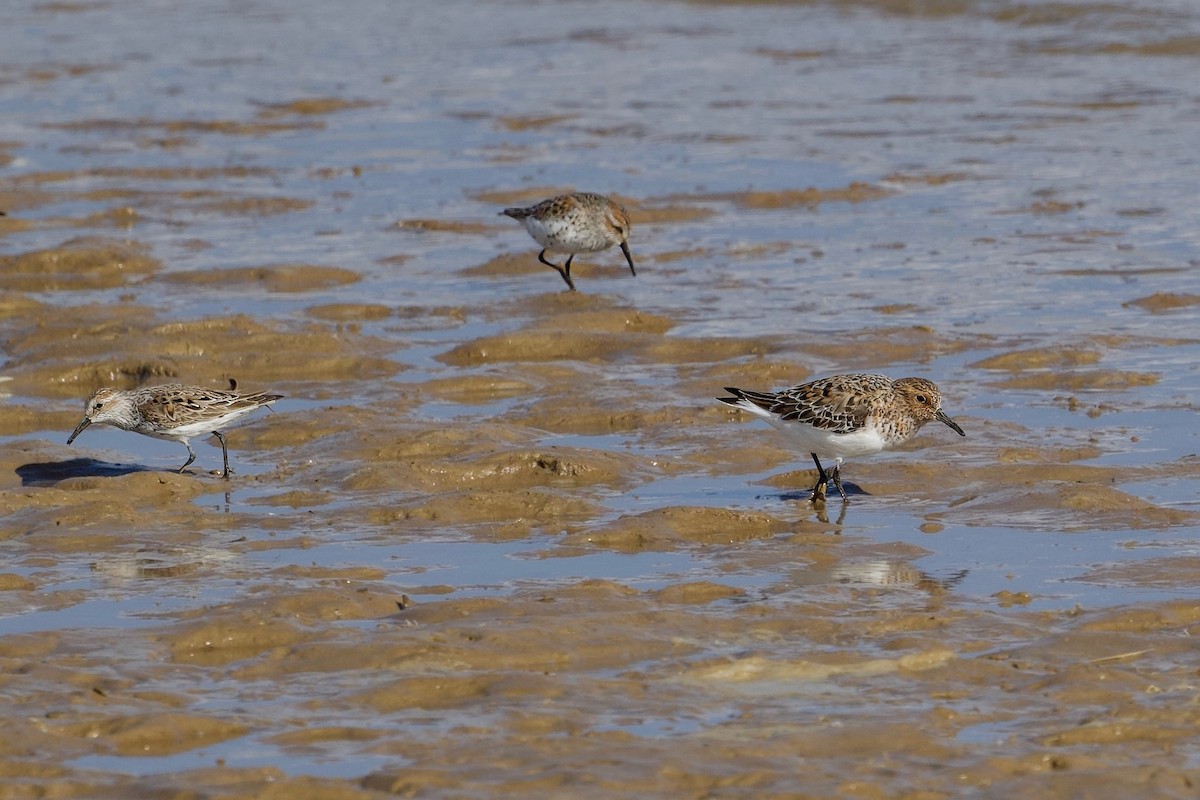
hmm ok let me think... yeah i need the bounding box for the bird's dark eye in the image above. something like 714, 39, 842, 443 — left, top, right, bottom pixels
915, 395, 927, 404
94, 403, 104, 410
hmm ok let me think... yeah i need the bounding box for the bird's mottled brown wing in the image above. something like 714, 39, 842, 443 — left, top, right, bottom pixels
538, 193, 578, 218
724, 374, 891, 434
136, 386, 279, 428
774, 374, 891, 433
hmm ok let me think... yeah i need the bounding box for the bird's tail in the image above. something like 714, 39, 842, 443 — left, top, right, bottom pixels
717, 387, 777, 413
716, 387, 748, 407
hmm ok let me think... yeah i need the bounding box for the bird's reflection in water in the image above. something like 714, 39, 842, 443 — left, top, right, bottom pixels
91, 544, 237, 581
827, 560, 969, 596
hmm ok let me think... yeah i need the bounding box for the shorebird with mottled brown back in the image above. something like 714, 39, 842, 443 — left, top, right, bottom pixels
719, 374, 964, 503
67, 384, 282, 478
500, 192, 636, 291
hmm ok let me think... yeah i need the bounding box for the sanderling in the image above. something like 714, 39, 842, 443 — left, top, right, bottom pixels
67, 384, 282, 478
500, 192, 636, 291
718, 374, 964, 502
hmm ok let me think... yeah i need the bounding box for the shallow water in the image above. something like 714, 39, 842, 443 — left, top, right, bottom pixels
3, 0, 1200, 796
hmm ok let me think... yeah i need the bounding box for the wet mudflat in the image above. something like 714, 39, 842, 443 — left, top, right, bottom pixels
2, 0, 1200, 797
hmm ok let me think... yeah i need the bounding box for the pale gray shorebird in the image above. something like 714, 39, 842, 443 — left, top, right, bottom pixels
718, 374, 964, 502
67, 384, 282, 479
500, 192, 636, 291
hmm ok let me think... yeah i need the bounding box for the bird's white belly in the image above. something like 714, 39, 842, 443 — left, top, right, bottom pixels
765, 416, 889, 460
523, 216, 610, 253
133, 410, 252, 441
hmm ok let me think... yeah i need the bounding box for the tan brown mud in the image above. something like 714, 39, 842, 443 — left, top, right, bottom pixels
163, 264, 361, 293
4, 234, 1200, 796
691, 181, 894, 209
7, 566, 1200, 797
5, 304, 400, 401
1124, 291, 1200, 312
45, 117, 324, 136
255, 98, 376, 117
0, 237, 159, 292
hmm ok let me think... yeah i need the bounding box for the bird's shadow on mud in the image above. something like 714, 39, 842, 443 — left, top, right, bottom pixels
16, 458, 153, 487
775, 481, 868, 504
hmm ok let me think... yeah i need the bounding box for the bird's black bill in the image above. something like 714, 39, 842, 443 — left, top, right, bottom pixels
620, 241, 636, 276
67, 417, 91, 444
936, 410, 965, 436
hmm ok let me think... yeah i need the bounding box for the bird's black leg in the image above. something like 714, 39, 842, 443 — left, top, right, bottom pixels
538, 249, 576, 291
562, 254, 576, 291
213, 431, 231, 479
810, 453, 829, 503
829, 463, 848, 502
178, 444, 197, 474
